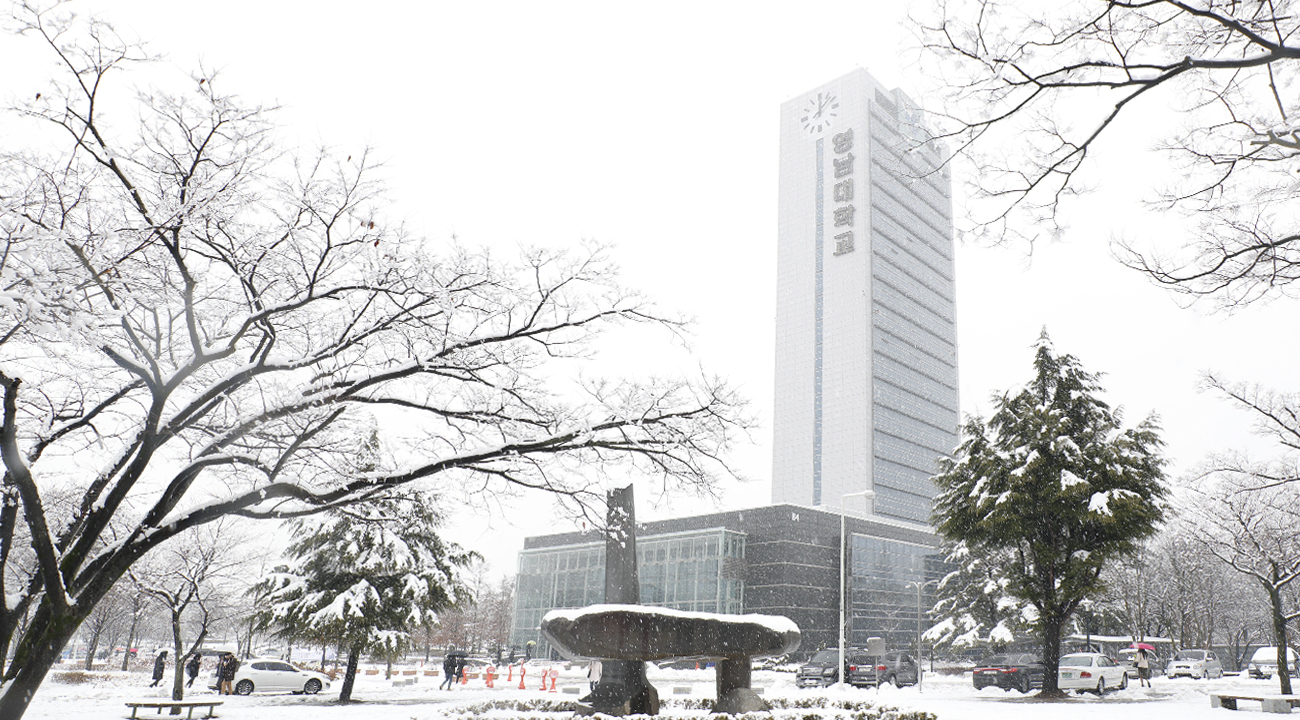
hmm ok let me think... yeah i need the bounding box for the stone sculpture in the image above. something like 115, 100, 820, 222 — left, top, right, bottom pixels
539, 484, 801, 715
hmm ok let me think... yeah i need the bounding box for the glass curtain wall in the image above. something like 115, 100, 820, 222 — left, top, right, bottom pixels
846, 532, 947, 650
511, 528, 746, 654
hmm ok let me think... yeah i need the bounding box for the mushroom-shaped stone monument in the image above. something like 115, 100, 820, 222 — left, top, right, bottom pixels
542, 604, 800, 714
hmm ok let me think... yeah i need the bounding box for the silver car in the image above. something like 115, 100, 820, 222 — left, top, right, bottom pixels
1166, 649, 1223, 679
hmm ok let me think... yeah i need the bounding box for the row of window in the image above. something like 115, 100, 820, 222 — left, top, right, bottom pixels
874, 269, 956, 330
872, 223, 954, 293
873, 328, 958, 390
874, 262, 955, 328
870, 175, 952, 253
869, 484, 934, 525
873, 240, 955, 307
875, 404, 958, 456
874, 353, 958, 406
868, 131, 952, 218
875, 432, 947, 475
868, 111, 951, 201
870, 191, 953, 264
874, 378, 959, 436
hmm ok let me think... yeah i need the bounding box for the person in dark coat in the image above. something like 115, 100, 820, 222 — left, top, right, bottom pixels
455, 655, 467, 684
185, 653, 202, 688
217, 652, 239, 694
149, 650, 168, 687
440, 652, 457, 690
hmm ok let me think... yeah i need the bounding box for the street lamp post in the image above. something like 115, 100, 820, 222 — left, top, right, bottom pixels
1079, 598, 1094, 653
905, 579, 938, 692
838, 489, 875, 688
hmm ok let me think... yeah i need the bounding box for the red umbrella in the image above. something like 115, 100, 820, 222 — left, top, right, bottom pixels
1131, 642, 1156, 651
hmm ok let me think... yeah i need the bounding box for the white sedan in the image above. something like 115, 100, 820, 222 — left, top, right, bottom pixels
212, 658, 331, 695
1058, 652, 1128, 694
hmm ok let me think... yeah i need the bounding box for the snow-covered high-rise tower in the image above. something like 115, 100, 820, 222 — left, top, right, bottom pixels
772, 69, 958, 525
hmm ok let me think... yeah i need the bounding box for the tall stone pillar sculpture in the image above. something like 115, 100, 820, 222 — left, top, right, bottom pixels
580, 484, 659, 716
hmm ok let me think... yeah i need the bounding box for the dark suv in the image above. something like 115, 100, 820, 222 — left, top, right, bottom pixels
796, 649, 867, 688
847, 651, 920, 687
972, 653, 1045, 693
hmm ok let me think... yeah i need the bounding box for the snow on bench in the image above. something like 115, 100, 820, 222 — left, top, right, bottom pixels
124, 699, 223, 719
1212, 693, 1300, 714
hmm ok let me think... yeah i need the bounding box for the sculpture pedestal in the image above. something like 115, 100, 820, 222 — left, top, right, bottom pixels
541, 605, 800, 715
579, 660, 659, 716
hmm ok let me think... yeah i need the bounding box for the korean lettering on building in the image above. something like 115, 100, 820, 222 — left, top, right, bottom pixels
831, 128, 855, 255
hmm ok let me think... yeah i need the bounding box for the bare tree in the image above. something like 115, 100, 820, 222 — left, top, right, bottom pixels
0, 5, 749, 718
915, 0, 1300, 305
1183, 471, 1300, 693
1100, 551, 1168, 645
132, 522, 243, 703
78, 582, 128, 670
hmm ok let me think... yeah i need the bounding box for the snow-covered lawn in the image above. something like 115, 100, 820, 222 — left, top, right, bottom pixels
21, 663, 1289, 720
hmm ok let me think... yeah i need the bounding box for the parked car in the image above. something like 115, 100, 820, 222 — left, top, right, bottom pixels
751, 654, 788, 671
796, 649, 863, 688
1165, 649, 1223, 679
847, 651, 920, 688
1117, 648, 1166, 679
1057, 652, 1128, 694
972, 653, 1046, 693
210, 658, 331, 695
1248, 646, 1299, 679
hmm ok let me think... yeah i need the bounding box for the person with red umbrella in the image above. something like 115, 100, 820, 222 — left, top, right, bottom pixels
1132, 643, 1155, 687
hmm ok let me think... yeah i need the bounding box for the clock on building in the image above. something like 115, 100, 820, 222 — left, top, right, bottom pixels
800, 91, 839, 136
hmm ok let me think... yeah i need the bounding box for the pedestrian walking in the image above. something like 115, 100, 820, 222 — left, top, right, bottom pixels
185, 653, 202, 688
1136, 647, 1152, 688
587, 659, 602, 690
217, 652, 239, 695
149, 650, 168, 687
440, 651, 458, 690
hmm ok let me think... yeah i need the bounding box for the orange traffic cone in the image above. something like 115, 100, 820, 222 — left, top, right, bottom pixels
507, 665, 514, 682
518, 666, 526, 690
485, 666, 495, 688
548, 671, 558, 693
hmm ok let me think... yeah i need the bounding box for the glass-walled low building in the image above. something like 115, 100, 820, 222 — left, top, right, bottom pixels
511, 503, 944, 658
512, 527, 746, 654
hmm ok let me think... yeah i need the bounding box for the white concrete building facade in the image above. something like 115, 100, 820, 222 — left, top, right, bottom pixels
772, 69, 958, 525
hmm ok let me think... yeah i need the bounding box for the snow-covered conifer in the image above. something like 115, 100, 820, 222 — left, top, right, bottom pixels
931, 331, 1166, 694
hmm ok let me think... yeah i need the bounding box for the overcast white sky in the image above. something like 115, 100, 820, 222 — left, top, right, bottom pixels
4, 1, 1296, 576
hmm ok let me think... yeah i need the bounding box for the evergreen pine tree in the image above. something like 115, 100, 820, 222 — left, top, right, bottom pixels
931, 331, 1166, 695
253, 493, 476, 701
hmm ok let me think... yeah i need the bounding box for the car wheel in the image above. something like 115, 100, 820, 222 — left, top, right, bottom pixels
1075, 689, 1086, 695
1119, 673, 1128, 690
235, 679, 254, 695
1096, 678, 1106, 695
1019, 675, 1031, 693
304, 678, 322, 694
886, 674, 897, 687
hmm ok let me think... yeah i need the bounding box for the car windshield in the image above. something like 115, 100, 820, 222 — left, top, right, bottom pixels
980, 654, 1009, 666
1059, 656, 1094, 667
1176, 650, 1206, 661
810, 651, 839, 664
1014, 654, 1041, 665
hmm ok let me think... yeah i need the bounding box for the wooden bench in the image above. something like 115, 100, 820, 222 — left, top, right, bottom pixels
1212, 694, 1300, 714
124, 700, 222, 719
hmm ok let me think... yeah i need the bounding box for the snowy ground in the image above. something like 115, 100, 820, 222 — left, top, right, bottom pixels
22, 663, 1291, 720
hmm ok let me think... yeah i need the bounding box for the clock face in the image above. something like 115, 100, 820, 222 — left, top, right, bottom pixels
800, 91, 839, 136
